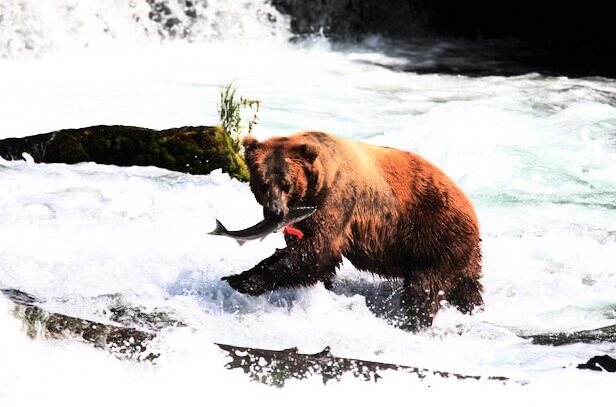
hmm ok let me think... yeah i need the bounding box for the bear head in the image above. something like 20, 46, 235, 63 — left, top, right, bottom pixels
242, 135, 320, 220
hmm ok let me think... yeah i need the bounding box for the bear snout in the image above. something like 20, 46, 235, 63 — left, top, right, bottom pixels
263, 199, 286, 221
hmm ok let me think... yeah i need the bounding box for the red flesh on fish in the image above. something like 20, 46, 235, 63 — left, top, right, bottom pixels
283, 224, 304, 239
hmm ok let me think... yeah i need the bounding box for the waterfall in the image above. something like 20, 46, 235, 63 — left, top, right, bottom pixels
0, 0, 290, 58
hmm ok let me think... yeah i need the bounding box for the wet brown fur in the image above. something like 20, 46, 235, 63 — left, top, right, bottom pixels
223, 131, 483, 331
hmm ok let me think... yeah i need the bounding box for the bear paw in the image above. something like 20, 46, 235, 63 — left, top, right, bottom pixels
222, 273, 268, 296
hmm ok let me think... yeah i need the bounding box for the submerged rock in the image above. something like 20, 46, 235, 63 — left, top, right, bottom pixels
218, 344, 513, 386
14, 301, 159, 361
0, 288, 41, 305
3, 288, 614, 384
104, 303, 187, 332
523, 325, 616, 346
1, 288, 514, 385
1, 289, 186, 361
0, 125, 249, 181
3, 288, 160, 361
577, 355, 616, 372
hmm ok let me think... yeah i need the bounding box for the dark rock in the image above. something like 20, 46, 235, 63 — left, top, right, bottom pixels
13, 301, 159, 361
0, 288, 42, 305
218, 343, 513, 387
522, 325, 616, 346
0, 125, 249, 181
105, 303, 187, 331
271, 0, 616, 77
271, 0, 616, 44
144, 0, 195, 39
577, 355, 616, 372
184, 2, 197, 19
271, 0, 431, 39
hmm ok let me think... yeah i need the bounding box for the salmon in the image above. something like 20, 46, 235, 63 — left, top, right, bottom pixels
208, 206, 316, 246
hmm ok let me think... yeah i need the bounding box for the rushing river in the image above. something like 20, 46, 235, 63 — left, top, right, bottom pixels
1, 1, 615, 404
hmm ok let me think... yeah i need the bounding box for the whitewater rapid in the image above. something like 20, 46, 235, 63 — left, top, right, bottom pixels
1, 1, 616, 404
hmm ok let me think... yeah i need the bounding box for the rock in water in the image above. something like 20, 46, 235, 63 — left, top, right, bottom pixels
523, 325, 616, 346
0, 125, 249, 181
577, 355, 616, 372
1, 288, 515, 385
217, 344, 514, 386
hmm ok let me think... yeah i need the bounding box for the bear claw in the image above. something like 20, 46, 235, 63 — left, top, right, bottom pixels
222, 273, 268, 296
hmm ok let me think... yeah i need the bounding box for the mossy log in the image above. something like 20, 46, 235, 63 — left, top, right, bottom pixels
1, 288, 514, 385
0, 125, 248, 181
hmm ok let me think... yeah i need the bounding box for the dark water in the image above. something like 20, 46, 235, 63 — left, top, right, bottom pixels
328, 37, 616, 78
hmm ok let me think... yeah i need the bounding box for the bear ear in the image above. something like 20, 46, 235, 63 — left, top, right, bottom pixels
299, 143, 320, 163
241, 135, 260, 152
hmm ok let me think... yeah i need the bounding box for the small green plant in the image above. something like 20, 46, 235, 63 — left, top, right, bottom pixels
217, 82, 260, 152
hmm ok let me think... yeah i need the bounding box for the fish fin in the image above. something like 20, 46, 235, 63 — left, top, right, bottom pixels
237, 239, 247, 247
208, 219, 228, 235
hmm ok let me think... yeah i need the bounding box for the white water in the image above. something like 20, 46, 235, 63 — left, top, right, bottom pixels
1, 1, 616, 405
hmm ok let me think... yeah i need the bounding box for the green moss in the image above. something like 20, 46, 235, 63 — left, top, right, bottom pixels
0, 125, 249, 181
12, 302, 159, 361
156, 126, 248, 180
46, 133, 90, 163
13, 305, 47, 338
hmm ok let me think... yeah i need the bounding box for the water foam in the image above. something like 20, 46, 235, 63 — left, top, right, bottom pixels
1, 6, 616, 400
0, 0, 290, 58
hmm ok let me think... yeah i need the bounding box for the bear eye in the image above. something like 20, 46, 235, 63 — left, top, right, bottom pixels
281, 182, 291, 193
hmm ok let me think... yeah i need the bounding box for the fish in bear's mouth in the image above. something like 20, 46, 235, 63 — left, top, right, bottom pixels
208, 206, 316, 245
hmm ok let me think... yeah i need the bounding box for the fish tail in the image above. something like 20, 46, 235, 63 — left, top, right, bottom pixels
208, 219, 228, 235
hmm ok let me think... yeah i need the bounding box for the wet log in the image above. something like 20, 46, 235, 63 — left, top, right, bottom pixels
0, 125, 248, 181
1, 288, 514, 385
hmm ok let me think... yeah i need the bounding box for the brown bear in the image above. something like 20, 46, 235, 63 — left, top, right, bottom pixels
222, 131, 483, 331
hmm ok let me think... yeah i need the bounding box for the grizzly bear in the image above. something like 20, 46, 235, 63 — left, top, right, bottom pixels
222, 131, 483, 331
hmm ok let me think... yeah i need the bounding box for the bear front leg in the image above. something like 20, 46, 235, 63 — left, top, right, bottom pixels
399, 275, 445, 332
222, 248, 286, 295
222, 238, 342, 296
